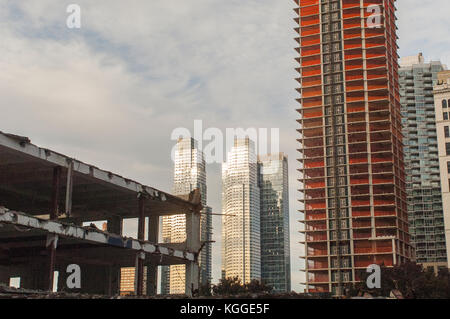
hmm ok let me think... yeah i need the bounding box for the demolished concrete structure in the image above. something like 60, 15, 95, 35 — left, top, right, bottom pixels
0, 131, 202, 297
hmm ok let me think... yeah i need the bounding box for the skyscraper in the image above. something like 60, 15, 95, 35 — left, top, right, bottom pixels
222, 138, 261, 282
434, 70, 450, 267
120, 267, 147, 296
161, 137, 212, 294
399, 53, 447, 272
258, 153, 291, 292
295, 0, 412, 295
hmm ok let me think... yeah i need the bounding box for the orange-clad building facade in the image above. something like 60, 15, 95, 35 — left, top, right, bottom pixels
295, 0, 412, 295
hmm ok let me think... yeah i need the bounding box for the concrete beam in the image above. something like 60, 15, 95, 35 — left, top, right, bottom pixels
0, 208, 196, 263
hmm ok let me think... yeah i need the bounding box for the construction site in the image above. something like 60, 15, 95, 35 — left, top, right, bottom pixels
0, 131, 203, 297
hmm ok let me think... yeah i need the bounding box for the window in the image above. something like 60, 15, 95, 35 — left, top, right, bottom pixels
444, 100, 448, 109
445, 126, 450, 138
333, 53, 341, 62
446, 143, 450, 156
447, 162, 450, 174
444, 112, 449, 121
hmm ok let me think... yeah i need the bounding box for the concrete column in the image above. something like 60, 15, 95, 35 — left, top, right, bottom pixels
135, 252, 145, 296
186, 211, 201, 252
107, 216, 123, 235
185, 210, 201, 296
148, 215, 159, 243
135, 197, 145, 296
47, 167, 61, 291
50, 166, 62, 219
146, 215, 159, 296
105, 216, 123, 295
185, 262, 200, 297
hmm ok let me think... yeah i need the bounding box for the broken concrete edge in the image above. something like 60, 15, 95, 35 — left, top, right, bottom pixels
0, 207, 195, 262
0, 131, 201, 208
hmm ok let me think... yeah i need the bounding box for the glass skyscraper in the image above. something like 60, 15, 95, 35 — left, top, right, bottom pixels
222, 138, 261, 282
399, 53, 447, 270
161, 137, 212, 294
258, 153, 291, 292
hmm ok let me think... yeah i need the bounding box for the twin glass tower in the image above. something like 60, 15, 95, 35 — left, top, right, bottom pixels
163, 137, 291, 293
222, 138, 291, 292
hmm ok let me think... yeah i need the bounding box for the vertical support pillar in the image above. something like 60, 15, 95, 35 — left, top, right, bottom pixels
107, 216, 123, 296
136, 196, 146, 296
146, 215, 159, 296
135, 253, 145, 296
47, 166, 61, 291
46, 234, 58, 291
185, 209, 201, 297
65, 160, 74, 217
51, 166, 62, 219
107, 216, 123, 235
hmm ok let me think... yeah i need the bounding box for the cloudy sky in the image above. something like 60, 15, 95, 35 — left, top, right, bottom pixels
1, 0, 449, 292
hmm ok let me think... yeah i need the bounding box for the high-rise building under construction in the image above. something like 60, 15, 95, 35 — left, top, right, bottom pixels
295, 0, 412, 295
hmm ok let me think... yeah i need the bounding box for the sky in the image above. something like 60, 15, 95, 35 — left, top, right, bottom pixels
0, 0, 449, 293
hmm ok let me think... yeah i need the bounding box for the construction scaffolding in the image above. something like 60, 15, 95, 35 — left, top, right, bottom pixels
0, 131, 202, 297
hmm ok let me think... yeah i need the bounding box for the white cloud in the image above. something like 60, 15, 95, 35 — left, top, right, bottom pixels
0, 0, 448, 293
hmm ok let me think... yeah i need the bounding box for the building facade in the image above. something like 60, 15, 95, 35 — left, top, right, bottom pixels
120, 267, 147, 296
434, 71, 450, 268
295, 0, 412, 295
161, 138, 212, 294
399, 54, 447, 271
222, 138, 261, 282
258, 153, 291, 292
